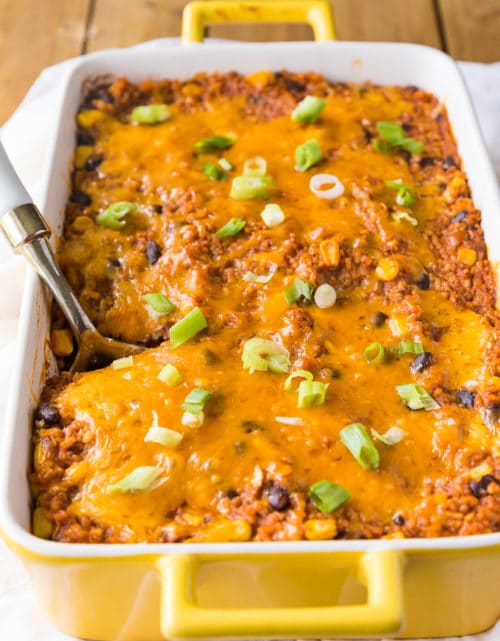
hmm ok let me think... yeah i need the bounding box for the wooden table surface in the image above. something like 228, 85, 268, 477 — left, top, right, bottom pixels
0, 0, 499, 124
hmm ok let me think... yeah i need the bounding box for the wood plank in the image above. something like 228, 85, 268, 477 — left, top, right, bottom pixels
439, 0, 500, 62
86, 0, 186, 51
332, 0, 442, 47
0, 0, 90, 124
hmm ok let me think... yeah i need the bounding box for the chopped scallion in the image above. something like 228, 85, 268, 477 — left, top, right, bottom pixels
194, 135, 234, 154
385, 178, 416, 207
230, 176, 274, 200
181, 388, 212, 414
96, 202, 137, 230
218, 157, 233, 171
242, 337, 290, 374
310, 480, 351, 513
202, 163, 227, 181
391, 211, 418, 226
297, 380, 328, 408
131, 104, 170, 125
284, 278, 314, 305
261, 203, 285, 228
157, 363, 183, 387
215, 217, 246, 238
339, 423, 380, 470
371, 426, 408, 446
182, 410, 204, 428
364, 342, 385, 364
292, 96, 327, 124
374, 122, 423, 155
169, 307, 207, 349
143, 293, 176, 314
391, 339, 424, 355
284, 369, 313, 392
295, 139, 322, 172
243, 156, 267, 177
243, 270, 275, 284
396, 384, 439, 411
111, 356, 134, 371
144, 426, 183, 448
109, 466, 162, 494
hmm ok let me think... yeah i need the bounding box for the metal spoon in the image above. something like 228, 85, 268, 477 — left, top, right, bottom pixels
0, 141, 145, 373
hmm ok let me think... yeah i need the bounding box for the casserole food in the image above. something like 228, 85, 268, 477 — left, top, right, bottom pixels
32, 68, 499, 547
1, 2, 500, 639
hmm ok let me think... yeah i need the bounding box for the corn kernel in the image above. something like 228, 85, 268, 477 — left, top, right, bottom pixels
376, 257, 399, 281
195, 519, 252, 542
33, 442, 46, 472
319, 238, 340, 267
72, 215, 93, 232
51, 329, 74, 357
74, 145, 93, 169
304, 519, 337, 541
77, 110, 103, 128
388, 315, 410, 337
65, 461, 90, 484
246, 70, 275, 89
457, 247, 477, 266
469, 462, 492, 481
382, 531, 405, 539
33, 507, 53, 539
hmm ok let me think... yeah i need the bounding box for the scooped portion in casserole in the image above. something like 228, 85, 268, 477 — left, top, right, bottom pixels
31, 71, 499, 543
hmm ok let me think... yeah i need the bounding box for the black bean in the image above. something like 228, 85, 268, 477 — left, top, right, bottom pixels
405, 85, 419, 92
153, 204, 163, 214
469, 474, 499, 499
428, 324, 446, 341
84, 154, 103, 171
241, 420, 262, 433
415, 273, 430, 290
34, 403, 60, 426
108, 258, 122, 268
393, 513, 406, 526
202, 348, 220, 365
77, 131, 95, 146
70, 190, 91, 207
146, 240, 162, 265
410, 351, 432, 375
227, 489, 239, 499
443, 155, 457, 170
283, 77, 306, 94
87, 353, 112, 371
419, 156, 435, 168
452, 210, 468, 223
93, 88, 114, 104
483, 405, 500, 431
402, 122, 412, 133
456, 389, 475, 409
370, 311, 388, 327
268, 486, 290, 511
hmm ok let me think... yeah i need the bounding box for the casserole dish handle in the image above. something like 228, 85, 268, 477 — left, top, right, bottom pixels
182, 0, 336, 44
158, 549, 404, 639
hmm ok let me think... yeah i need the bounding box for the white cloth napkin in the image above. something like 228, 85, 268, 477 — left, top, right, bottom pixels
0, 39, 499, 641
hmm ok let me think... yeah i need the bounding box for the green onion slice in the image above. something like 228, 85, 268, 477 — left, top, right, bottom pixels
109, 466, 162, 493
374, 122, 423, 155
218, 157, 233, 171
261, 203, 285, 228
242, 337, 290, 374
298, 380, 328, 408
284, 369, 313, 392
396, 384, 439, 410
385, 179, 416, 207
284, 278, 314, 305
181, 388, 213, 414
144, 426, 183, 448
391, 339, 424, 355
230, 176, 274, 200
111, 356, 134, 371
243, 270, 275, 284
310, 480, 351, 514
96, 202, 137, 230
243, 156, 267, 177
169, 307, 207, 349
143, 293, 176, 314
292, 96, 327, 124
215, 217, 246, 238
131, 104, 170, 125
339, 423, 380, 470
294, 139, 322, 172
364, 342, 385, 364
371, 426, 408, 446
391, 211, 418, 226
202, 163, 227, 181
157, 363, 183, 386
194, 135, 234, 153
